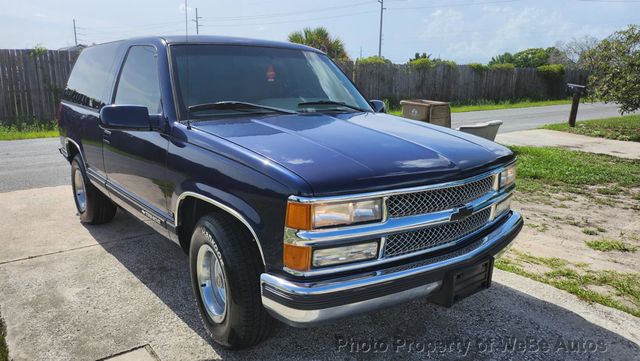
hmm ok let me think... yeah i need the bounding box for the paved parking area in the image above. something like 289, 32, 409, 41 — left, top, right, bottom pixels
0, 186, 638, 360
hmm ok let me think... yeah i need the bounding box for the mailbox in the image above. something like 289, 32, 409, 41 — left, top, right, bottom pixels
566, 83, 586, 127
567, 83, 586, 96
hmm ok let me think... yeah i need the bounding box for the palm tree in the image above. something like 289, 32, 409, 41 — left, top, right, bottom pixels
287, 27, 349, 60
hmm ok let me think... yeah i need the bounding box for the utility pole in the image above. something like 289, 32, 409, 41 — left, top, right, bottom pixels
73, 19, 78, 46
184, 0, 188, 37
192, 8, 203, 35
377, 0, 385, 57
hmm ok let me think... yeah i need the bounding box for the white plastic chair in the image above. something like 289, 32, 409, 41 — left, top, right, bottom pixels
457, 120, 503, 141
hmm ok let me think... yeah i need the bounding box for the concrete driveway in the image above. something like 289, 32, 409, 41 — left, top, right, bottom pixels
1, 186, 639, 360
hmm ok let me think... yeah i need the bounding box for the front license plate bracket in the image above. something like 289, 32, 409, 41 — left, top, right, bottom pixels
428, 258, 494, 307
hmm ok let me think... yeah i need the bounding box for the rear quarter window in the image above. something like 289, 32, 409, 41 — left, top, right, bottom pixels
63, 42, 123, 109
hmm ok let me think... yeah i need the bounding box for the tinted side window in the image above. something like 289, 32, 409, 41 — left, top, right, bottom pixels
64, 42, 122, 109
114, 46, 161, 113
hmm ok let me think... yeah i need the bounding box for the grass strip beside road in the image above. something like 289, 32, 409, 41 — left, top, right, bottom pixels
510, 146, 640, 195
0, 124, 58, 141
389, 98, 573, 116
542, 114, 640, 142
496, 251, 640, 317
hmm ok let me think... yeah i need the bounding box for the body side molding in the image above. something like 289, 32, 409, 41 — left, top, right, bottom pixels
174, 191, 266, 265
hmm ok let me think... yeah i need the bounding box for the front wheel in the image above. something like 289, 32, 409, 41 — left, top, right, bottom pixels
189, 214, 273, 349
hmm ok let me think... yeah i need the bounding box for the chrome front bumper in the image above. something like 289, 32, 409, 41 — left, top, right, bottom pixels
261, 211, 522, 327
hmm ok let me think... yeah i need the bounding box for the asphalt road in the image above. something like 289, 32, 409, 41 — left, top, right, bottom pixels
0, 102, 628, 193
452, 101, 627, 132
0, 137, 69, 192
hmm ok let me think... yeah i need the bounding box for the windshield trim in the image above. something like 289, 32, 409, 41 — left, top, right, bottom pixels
167, 43, 373, 121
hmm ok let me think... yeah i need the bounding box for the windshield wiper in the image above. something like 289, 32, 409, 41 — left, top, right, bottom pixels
297, 100, 367, 112
188, 101, 297, 115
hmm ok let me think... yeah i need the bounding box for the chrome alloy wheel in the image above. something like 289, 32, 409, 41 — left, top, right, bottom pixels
196, 244, 228, 323
73, 168, 87, 213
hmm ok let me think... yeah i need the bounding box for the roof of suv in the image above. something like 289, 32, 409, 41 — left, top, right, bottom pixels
108, 35, 322, 53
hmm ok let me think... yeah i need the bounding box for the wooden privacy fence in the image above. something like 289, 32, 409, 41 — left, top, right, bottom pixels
0, 49, 79, 125
0, 48, 589, 125
343, 63, 590, 105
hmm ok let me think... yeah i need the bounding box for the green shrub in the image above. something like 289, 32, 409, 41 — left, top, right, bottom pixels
29, 44, 47, 57
438, 60, 457, 68
408, 57, 436, 70
489, 63, 515, 71
512, 47, 553, 68
537, 64, 565, 80
358, 55, 391, 65
468, 63, 488, 72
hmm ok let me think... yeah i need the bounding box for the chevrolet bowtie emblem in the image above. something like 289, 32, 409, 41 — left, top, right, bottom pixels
449, 205, 474, 222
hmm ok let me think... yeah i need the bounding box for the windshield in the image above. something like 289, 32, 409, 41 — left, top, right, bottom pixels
169, 44, 372, 119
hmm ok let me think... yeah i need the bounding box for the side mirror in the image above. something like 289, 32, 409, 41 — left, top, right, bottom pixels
369, 100, 386, 113
99, 105, 153, 131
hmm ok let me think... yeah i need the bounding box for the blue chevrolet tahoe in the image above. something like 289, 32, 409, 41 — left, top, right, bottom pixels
57, 36, 523, 349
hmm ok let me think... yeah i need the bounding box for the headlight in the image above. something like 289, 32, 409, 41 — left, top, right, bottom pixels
313, 199, 382, 228
312, 241, 378, 267
498, 164, 516, 189
286, 199, 383, 230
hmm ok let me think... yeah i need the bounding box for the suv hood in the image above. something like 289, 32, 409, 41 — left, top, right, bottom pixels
192, 112, 513, 195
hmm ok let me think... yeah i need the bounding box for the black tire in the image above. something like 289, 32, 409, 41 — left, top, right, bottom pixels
71, 154, 117, 224
189, 213, 273, 349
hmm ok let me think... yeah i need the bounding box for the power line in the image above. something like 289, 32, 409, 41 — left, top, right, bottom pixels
202, 9, 378, 27
206, 1, 372, 21
387, 0, 522, 11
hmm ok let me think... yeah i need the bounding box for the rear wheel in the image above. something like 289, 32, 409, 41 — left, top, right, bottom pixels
71, 154, 116, 224
189, 214, 273, 349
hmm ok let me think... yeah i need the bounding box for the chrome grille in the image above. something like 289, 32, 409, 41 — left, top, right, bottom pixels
386, 175, 495, 217
383, 208, 492, 258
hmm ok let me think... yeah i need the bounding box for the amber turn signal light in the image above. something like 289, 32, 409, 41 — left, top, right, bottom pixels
285, 202, 312, 230
283, 243, 312, 271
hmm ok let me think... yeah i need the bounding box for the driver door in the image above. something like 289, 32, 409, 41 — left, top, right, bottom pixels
102, 45, 172, 226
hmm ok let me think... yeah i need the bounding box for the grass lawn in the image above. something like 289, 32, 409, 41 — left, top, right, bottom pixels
0, 123, 58, 141
0, 315, 7, 361
511, 145, 640, 194
542, 114, 640, 142
389, 98, 574, 116
503, 145, 640, 316
496, 251, 640, 317
586, 239, 638, 253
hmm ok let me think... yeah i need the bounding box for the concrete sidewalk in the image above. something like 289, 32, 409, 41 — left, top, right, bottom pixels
1, 186, 639, 360
496, 129, 640, 159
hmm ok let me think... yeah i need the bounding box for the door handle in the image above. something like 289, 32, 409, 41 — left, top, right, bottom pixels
103, 129, 111, 144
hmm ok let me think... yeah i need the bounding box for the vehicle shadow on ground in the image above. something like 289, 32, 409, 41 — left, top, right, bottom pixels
86, 211, 639, 361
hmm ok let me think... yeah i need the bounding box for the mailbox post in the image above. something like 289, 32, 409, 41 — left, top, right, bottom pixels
567, 83, 586, 127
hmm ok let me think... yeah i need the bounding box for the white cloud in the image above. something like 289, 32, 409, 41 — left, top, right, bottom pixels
416, 6, 579, 63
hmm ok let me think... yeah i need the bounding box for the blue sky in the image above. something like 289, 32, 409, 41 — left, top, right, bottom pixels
1, 0, 638, 63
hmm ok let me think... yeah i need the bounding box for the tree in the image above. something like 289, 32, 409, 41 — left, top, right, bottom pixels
488, 52, 514, 65
512, 47, 553, 68
358, 55, 391, 65
550, 35, 599, 68
585, 25, 640, 114
287, 27, 348, 60
409, 52, 431, 62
